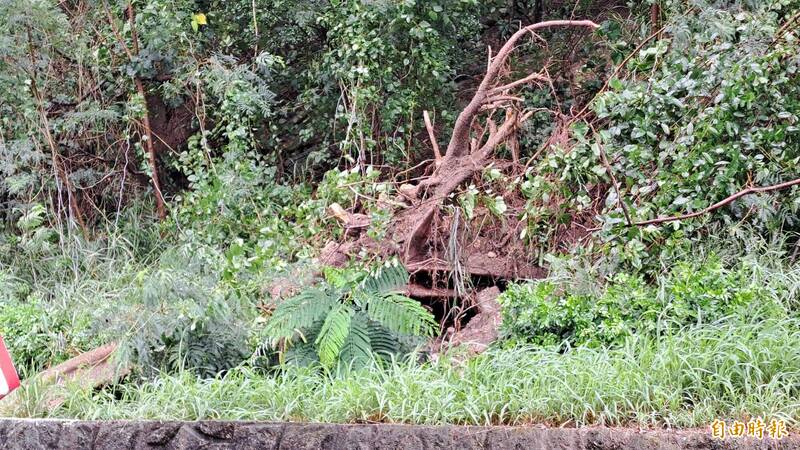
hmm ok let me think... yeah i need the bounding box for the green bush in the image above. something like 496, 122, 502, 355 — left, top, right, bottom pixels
516, 1, 800, 268
0, 295, 53, 373
498, 255, 786, 348
0, 272, 94, 374
102, 247, 256, 378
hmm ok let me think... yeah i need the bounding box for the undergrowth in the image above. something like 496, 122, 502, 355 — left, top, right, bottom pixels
19, 317, 799, 429
499, 239, 800, 348
1, 0, 800, 432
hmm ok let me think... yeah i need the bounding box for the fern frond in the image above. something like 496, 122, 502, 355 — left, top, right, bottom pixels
314, 303, 352, 367
265, 287, 336, 341
367, 294, 437, 337
362, 265, 408, 296
284, 339, 320, 367
339, 312, 372, 369
367, 319, 401, 361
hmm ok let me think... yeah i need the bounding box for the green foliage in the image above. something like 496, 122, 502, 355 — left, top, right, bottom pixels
0, 278, 60, 373
516, 1, 800, 267
5, 0, 800, 429
0, 0, 204, 225
37, 318, 800, 429
172, 164, 393, 291
104, 247, 256, 378
312, 0, 486, 166
499, 253, 792, 348
264, 264, 436, 369
0, 262, 98, 374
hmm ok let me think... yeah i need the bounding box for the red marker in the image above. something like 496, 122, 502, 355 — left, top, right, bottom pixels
0, 336, 20, 398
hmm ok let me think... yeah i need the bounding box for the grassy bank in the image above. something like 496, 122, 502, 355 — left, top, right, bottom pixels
8, 317, 792, 428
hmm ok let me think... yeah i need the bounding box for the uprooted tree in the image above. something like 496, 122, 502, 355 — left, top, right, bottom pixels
389, 20, 599, 277
404, 20, 598, 256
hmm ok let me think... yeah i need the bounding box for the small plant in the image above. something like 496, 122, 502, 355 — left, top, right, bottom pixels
264, 264, 437, 369
0, 273, 94, 374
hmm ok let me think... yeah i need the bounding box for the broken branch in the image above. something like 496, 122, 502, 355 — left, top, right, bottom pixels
605, 178, 800, 229
490, 72, 550, 94
423, 110, 442, 164
445, 20, 599, 161
589, 122, 632, 226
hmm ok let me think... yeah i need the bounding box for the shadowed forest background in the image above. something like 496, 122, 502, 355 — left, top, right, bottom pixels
2, 0, 800, 427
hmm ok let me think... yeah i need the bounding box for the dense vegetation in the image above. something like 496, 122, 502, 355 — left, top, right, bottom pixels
2, 0, 800, 430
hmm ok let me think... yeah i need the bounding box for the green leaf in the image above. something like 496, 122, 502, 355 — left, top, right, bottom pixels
338, 312, 372, 369
17, 204, 46, 232
459, 186, 478, 219
362, 265, 408, 296
367, 294, 436, 337
486, 195, 507, 217
265, 288, 337, 341
315, 304, 352, 366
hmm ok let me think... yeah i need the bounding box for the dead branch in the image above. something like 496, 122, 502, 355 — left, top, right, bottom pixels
127, 3, 166, 219
589, 122, 632, 226
490, 72, 549, 95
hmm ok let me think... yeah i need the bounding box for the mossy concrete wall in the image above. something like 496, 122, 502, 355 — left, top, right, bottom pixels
0, 420, 796, 449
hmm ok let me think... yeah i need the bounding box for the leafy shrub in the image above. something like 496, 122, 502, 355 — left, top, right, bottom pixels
498, 255, 784, 348
173, 163, 392, 291
0, 271, 95, 374
312, 0, 488, 166
263, 264, 436, 369
0, 292, 52, 372
104, 247, 256, 378
517, 1, 800, 267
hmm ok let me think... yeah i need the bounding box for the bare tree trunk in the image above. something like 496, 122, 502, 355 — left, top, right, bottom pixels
650, 2, 661, 35
127, 3, 166, 219
25, 28, 88, 234
103, 0, 166, 219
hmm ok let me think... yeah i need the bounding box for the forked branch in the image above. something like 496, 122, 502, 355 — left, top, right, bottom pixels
444, 20, 599, 161
403, 19, 599, 262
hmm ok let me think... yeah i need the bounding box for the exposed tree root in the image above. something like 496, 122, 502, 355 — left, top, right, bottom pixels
311, 20, 600, 312
428, 286, 502, 358
401, 20, 599, 266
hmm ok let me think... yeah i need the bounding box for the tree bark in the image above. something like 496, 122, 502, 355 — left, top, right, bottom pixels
650, 3, 661, 35
25, 28, 88, 233
127, 4, 166, 219
103, 0, 166, 218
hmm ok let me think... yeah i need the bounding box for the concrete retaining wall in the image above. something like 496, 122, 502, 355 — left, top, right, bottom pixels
0, 420, 796, 449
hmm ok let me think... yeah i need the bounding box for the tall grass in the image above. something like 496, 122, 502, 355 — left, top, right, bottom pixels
34, 317, 800, 428
0, 215, 164, 373
0, 206, 257, 376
